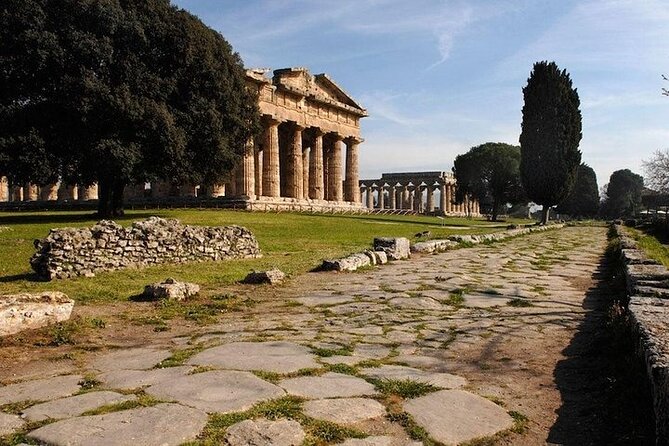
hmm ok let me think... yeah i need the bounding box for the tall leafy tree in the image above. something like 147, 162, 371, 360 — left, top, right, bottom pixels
0, 0, 259, 217
555, 163, 599, 218
453, 142, 525, 221
600, 169, 644, 218
520, 61, 582, 224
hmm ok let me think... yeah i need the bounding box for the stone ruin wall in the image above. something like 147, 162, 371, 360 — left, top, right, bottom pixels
30, 217, 261, 280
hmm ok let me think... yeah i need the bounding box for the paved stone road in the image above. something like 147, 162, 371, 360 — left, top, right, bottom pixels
0, 226, 607, 445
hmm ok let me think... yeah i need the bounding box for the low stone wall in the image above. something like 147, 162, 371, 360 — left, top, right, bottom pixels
411, 223, 565, 254
30, 217, 261, 280
615, 224, 669, 442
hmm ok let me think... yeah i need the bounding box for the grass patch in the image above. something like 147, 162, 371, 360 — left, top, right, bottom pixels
81, 392, 162, 416
372, 378, 439, 399
1, 400, 40, 415
325, 363, 358, 375
77, 374, 102, 392
386, 411, 435, 444
446, 288, 467, 307
507, 298, 534, 308
310, 345, 353, 357
156, 344, 206, 368
628, 227, 669, 267
0, 210, 532, 304
509, 410, 529, 434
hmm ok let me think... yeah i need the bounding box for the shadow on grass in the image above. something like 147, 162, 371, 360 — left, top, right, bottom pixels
0, 272, 44, 283
547, 254, 655, 445
0, 212, 159, 226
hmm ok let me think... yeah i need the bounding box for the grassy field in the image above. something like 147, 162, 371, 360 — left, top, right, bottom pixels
0, 209, 532, 303
627, 226, 669, 267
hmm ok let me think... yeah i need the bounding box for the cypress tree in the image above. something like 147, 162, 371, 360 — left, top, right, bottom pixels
520, 61, 582, 224
556, 163, 599, 218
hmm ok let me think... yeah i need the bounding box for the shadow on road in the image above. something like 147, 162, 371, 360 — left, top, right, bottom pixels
548, 254, 655, 445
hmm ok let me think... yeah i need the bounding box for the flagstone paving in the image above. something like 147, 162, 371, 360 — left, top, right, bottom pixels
0, 226, 609, 445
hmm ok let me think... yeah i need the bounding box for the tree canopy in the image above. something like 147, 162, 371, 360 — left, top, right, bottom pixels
555, 163, 599, 218
453, 142, 525, 221
0, 0, 259, 217
520, 61, 582, 224
643, 149, 669, 194
600, 169, 644, 218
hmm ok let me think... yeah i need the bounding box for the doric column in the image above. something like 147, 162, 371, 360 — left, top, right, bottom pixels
302, 147, 310, 200
0, 177, 8, 202
413, 187, 422, 212
286, 123, 304, 199
344, 137, 361, 203
262, 117, 281, 198
427, 185, 435, 212
390, 186, 396, 210
378, 185, 385, 209
328, 135, 344, 202
24, 183, 39, 201
309, 129, 325, 200
366, 185, 374, 209
237, 137, 255, 198
255, 148, 263, 197
440, 184, 447, 214
81, 184, 99, 200
402, 185, 410, 209
12, 185, 24, 202
40, 183, 59, 201
446, 184, 453, 213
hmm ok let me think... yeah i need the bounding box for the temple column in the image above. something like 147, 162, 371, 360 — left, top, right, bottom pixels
237, 138, 255, 198
446, 185, 453, 213
0, 177, 8, 202
80, 184, 99, 200
378, 185, 385, 209
24, 183, 39, 201
254, 148, 263, 197
427, 185, 435, 213
12, 185, 24, 202
302, 147, 310, 200
366, 186, 374, 209
40, 183, 59, 201
390, 186, 396, 210
309, 129, 325, 200
414, 187, 422, 212
402, 185, 410, 209
344, 137, 361, 203
262, 117, 281, 198
328, 135, 343, 202
439, 184, 447, 214
286, 123, 304, 199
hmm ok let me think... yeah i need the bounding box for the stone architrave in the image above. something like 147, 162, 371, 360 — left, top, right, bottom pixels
309, 129, 325, 200
344, 137, 360, 203
262, 117, 281, 198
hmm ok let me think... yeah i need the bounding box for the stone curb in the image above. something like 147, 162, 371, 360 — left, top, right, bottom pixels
613, 223, 669, 442
320, 223, 565, 272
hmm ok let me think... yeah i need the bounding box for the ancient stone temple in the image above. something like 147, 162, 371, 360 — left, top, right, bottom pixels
0, 68, 368, 212
360, 171, 481, 216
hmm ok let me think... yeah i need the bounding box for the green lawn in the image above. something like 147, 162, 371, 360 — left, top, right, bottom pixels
626, 227, 669, 268
0, 209, 532, 303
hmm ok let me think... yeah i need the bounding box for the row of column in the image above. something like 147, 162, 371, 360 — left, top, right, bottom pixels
360, 182, 480, 215
0, 177, 99, 203
229, 118, 361, 203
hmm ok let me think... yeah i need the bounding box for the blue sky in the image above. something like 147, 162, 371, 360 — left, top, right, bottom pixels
172, 0, 669, 191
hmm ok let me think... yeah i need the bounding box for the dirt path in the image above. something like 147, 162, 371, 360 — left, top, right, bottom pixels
0, 226, 654, 444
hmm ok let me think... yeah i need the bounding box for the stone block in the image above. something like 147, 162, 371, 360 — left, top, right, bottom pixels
143, 278, 200, 301
0, 292, 74, 337
224, 419, 305, 446
243, 268, 286, 285
373, 237, 410, 260
321, 253, 372, 272
373, 250, 388, 264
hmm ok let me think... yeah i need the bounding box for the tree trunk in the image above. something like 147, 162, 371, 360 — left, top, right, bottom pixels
541, 206, 550, 225
111, 181, 125, 217
97, 180, 112, 218
491, 199, 499, 222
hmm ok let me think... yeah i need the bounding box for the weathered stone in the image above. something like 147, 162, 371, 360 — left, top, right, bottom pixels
21, 391, 136, 422
0, 292, 74, 337
280, 372, 377, 399
188, 341, 318, 373
143, 278, 200, 301
0, 375, 82, 405
224, 418, 305, 446
99, 366, 193, 389
146, 370, 285, 413
30, 217, 262, 280
243, 268, 286, 285
360, 365, 467, 389
622, 249, 660, 265
626, 264, 669, 281
412, 239, 457, 254
404, 390, 513, 445
26, 403, 207, 446
0, 412, 24, 436
374, 250, 388, 264
303, 397, 386, 424
373, 237, 410, 260
89, 348, 172, 372
339, 437, 396, 446
321, 253, 371, 272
